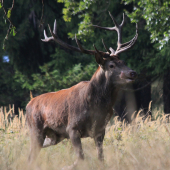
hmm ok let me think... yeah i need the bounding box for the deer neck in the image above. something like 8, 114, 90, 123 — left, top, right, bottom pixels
88, 66, 119, 106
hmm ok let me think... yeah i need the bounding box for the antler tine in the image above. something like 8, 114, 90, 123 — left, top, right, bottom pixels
92, 12, 122, 32
102, 39, 111, 54
92, 12, 118, 32
105, 12, 125, 49
44, 30, 47, 39
41, 29, 53, 42
43, 30, 47, 40
121, 34, 138, 48
93, 44, 100, 54
108, 11, 119, 28
75, 34, 101, 55
75, 34, 84, 52
136, 23, 138, 34
117, 23, 138, 48
53, 19, 57, 35
115, 33, 138, 55
120, 13, 125, 27
92, 25, 115, 31
42, 19, 110, 57
93, 12, 138, 56
48, 24, 53, 36
115, 22, 138, 55
109, 47, 115, 56
41, 20, 89, 54
41, 23, 55, 42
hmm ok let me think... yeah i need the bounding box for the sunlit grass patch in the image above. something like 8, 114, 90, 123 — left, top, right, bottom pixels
1, 105, 170, 169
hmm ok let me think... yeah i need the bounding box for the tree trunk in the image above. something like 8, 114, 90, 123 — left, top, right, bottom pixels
163, 71, 170, 113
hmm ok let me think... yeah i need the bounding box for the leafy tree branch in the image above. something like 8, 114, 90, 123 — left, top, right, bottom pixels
0, 0, 16, 49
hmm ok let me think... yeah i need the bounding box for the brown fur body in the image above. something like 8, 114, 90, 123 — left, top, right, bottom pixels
26, 57, 137, 165
27, 67, 118, 142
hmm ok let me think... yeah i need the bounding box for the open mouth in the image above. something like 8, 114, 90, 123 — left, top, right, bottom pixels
125, 78, 135, 83
119, 76, 135, 83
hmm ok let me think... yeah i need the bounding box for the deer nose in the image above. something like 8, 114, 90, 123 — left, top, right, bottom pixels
130, 71, 137, 78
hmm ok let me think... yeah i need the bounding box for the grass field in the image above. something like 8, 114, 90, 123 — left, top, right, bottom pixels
1, 104, 170, 170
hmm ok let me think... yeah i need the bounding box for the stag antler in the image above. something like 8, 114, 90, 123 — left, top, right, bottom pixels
93, 12, 138, 56
42, 13, 138, 58
41, 20, 107, 56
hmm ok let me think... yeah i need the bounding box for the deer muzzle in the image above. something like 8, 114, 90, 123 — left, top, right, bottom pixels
120, 71, 137, 83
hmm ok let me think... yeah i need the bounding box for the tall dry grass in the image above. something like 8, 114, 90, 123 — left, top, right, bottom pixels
0, 105, 25, 133
0, 104, 170, 170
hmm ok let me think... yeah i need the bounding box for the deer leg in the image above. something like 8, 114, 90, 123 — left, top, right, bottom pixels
94, 131, 105, 161
69, 129, 84, 160
62, 129, 84, 170
28, 131, 45, 165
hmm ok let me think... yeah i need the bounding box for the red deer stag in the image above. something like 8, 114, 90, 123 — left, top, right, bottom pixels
26, 12, 138, 166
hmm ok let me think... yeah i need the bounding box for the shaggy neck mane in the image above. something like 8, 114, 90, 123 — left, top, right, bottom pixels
87, 66, 119, 106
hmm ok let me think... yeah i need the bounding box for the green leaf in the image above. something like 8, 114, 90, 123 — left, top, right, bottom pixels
0, 3, 2, 9
13, 28, 16, 36
10, 27, 16, 36
57, 0, 64, 3
7, 9, 11, 19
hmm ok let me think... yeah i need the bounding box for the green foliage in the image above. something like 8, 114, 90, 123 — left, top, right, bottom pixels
68, 13, 94, 40
58, 0, 94, 21
123, 0, 170, 49
64, 0, 95, 39
145, 42, 170, 75
0, 0, 65, 107
0, 0, 161, 109
122, 0, 170, 77
57, 0, 112, 40
14, 52, 97, 93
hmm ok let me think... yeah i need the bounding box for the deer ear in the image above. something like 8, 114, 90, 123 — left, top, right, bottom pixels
94, 53, 105, 65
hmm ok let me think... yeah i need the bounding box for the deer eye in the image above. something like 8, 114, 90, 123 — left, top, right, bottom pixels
109, 65, 114, 68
